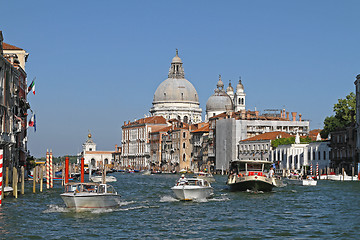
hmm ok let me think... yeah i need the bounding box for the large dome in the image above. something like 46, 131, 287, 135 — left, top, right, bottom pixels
206, 90, 233, 112
153, 78, 199, 103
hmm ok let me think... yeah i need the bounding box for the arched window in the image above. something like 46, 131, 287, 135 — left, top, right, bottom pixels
91, 158, 95, 167
181, 93, 184, 100
183, 142, 185, 148
105, 158, 109, 165
183, 153, 186, 162
238, 98, 241, 104
183, 132, 186, 138
183, 116, 188, 123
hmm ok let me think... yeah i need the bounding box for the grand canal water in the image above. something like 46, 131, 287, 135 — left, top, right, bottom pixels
0, 173, 359, 239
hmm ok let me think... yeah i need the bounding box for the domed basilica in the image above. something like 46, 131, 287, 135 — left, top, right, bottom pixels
150, 50, 202, 123
206, 75, 246, 121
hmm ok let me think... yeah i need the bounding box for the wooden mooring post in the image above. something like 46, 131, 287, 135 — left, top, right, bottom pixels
40, 165, 43, 192
32, 166, 36, 193
12, 167, 18, 198
21, 166, 25, 195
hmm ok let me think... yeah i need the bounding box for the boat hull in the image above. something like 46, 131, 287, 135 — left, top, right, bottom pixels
286, 179, 317, 186
61, 193, 121, 211
171, 186, 213, 200
227, 175, 275, 192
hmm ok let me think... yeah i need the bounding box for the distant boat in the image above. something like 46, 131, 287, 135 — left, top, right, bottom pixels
90, 175, 117, 183
61, 182, 121, 212
286, 177, 317, 186
326, 172, 359, 181
193, 172, 215, 183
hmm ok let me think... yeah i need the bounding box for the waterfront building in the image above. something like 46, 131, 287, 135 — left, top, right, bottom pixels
149, 125, 171, 171
0, 31, 31, 173
80, 133, 113, 169
121, 116, 167, 169
190, 123, 209, 172
112, 144, 121, 169
212, 110, 310, 171
329, 126, 357, 174
355, 74, 360, 165
238, 131, 292, 161
273, 140, 331, 174
150, 50, 202, 124
160, 120, 192, 172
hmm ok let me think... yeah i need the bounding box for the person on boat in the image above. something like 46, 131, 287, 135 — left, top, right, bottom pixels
268, 167, 274, 178
179, 174, 188, 185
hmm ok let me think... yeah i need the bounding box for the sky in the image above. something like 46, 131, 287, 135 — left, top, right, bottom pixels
1, 0, 359, 157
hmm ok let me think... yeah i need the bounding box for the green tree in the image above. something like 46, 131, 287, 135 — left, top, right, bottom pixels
321, 92, 356, 138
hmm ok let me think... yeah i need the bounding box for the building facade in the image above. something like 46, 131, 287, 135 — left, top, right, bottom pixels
0, 31, 31, 176
121, 116, 167, 170
80, 133, 113, 169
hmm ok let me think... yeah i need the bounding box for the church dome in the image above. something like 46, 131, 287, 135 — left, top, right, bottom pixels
227, 82, 234, 92
206, 89, 233, 112
236, 79, 244, 92
153, 78, 199, 102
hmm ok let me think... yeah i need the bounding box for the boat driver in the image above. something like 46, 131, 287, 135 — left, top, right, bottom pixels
179, 174, 188, 185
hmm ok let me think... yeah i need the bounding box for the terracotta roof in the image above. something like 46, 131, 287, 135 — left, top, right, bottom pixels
241, 131, 292, 142
124, 116, 167, 126
191, 123, 209, 133
151, 125, 172, 133
2, 42, 23, 50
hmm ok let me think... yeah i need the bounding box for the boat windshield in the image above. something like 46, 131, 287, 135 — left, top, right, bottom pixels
187, 179, 208, 186
246, 163, 262, 172
230, 162, 246, 174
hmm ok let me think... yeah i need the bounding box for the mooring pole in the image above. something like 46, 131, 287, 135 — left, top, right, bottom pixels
21, 166, 25, 195
32, 167, 36, 193
46, 150, 50, 189
50, 150, 53, 188
81, 157, 84, 183
40, 165, 43, 192
65, 157, 69, 184
0, 150, 3, 206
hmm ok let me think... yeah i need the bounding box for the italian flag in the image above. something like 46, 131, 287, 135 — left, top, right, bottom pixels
28, 79, 35, 95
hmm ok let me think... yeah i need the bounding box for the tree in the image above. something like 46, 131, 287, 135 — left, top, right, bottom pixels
321, 92, 356, 138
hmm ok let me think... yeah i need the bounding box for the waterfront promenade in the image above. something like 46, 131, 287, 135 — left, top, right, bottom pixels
0, 173, 359, 239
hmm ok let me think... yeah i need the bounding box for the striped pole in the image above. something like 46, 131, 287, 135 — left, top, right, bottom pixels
310, 164, 313, 176
316, 163, 319, 177
0, 150, 3, 206
50, 150, 53, 188
46, 149, 50, 189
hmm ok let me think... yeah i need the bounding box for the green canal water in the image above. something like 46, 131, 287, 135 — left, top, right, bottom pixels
0, 173, 359, 239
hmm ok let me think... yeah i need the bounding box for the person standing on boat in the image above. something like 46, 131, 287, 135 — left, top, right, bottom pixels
268, 167, 274, 178
179, 174, 188, 185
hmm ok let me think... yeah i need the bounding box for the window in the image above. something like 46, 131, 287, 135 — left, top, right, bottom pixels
183, 154, 186, 162
318, 152, 321, 160
183, 132, 186, 138
183, 143, 185, 148
323, 151, 326, 160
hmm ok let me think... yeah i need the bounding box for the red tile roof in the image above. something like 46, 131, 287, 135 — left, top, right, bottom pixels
191, 123, 209, 133
241, 131, 292, 142
124, 116, 167, 126
2, 42, 23, 50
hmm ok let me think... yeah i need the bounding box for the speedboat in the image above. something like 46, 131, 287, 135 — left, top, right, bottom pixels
90, 175, 117, 183
194, 172, 215, 183
171, 177, 213, 201
61, 182, 121, 211
326, 172, 359, 181
286, 177, 317, 186
227, 160, 278, 192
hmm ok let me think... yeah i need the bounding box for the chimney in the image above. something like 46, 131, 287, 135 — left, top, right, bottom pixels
299, 113, 302, 121
255, 111, 259, 118
286, 112, 289, 120
115, 144, 118, 151
291, 112, 297, 121
282, 109, 286, 118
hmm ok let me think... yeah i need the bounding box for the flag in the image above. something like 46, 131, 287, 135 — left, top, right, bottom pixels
28, 114, 34, 127
28, 78, 35, 95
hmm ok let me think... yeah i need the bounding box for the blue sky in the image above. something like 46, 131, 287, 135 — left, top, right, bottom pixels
1, 0, 359, 157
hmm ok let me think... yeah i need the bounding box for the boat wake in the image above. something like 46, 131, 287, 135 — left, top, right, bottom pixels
160, 195, 180, 202
208, 194, 230, 202
43, 204, 70, 213
246, 189, 264, 194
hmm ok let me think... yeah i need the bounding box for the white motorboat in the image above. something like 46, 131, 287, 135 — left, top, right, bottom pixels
61, 182, 121, 211
327, 174, 358, 181
171, 177, 213, 201
286, 177, 317, 186
90, 175, 117, 183
194, 172, 215, 183
227, 160, 278, 192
